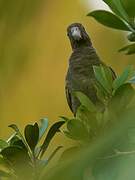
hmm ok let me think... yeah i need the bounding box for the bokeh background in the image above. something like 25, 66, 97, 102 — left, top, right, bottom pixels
0, 0, 134, 141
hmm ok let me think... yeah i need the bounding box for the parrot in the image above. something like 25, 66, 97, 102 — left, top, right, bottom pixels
65, 23, 116, 115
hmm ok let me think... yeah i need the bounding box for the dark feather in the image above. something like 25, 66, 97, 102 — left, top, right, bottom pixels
65, 84, 73, 113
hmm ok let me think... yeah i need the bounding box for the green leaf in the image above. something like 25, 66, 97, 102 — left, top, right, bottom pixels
127, 128, 135, 144
128, 77, 135, 84
87, 10, 130, 31
109, 83, 135, 112
102, 0, 130, 22
13, 140, 27, 150
74, 91, 96, 112
59, 116, 69, 122
60, 146, 79, 161
9, 124, 20, 133
9, 124, 33, 158
94, 68, 114, 103
113, 65, 134, 91
40, 121, 65, 158
36, 146, 63, 169
63, 131, 74, 139
93, 65, 114, 95
76, 105, 98, 134
1, 146, 30, 165
9, 124, 27, 147
119, 43, 135, 55
102, 67, 113, 85
8, 135, 20, 145
47, 146, 63, 163
94, 80, 110, 104
24, 123, 39, 151
127, 33, 135, 42
121, 0, 135, 19
36, 159, 48, 171
0, 139, 8, 151
0, 170, 11, 178
0, 155, 12, 170
38, 118, 48, 140
7, 135, 27, 153
0, 146, 32, 179
66, 119, 89, 141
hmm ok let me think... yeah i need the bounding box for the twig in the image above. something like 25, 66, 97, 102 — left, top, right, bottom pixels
98, 149, 135, 160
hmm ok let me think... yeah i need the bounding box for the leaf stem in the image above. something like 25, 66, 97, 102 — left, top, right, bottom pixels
98, 149, 135, 160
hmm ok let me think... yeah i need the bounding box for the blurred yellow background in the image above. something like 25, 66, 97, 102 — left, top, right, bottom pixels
0, 0, 134, 140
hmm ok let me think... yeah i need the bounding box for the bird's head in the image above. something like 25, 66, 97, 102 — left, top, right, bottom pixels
67, 23, 92, 50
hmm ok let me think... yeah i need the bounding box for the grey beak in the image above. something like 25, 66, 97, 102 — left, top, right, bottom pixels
72, 30, 82, 40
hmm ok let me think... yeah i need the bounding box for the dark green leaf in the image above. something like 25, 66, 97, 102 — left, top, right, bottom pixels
87, 10, 130, 31
59, 116, 69, 122
109, 83, 135, 112
9, 124, 33, 156
102, 66, 114, 86
9, 124, 20, 133
121, 0, 135, 19
94, 66, 106, 90
63, 131, 74, 139
60, 146, 79, 161
74, 91, 96, 112
35, 146, 62, 173
38, 118, 48, 140
0, 170, 11, 178
24, 123, 39, 151
8, 135, 20, 146
7, 136, 28, 157
0, 155, 12, 172
40, 121, 65, 158
0, 139, 8, 150
1, 146, 30, 165
1, 146, 32, 179
119, 43, 135, 55
13, 140, 27, 150
94, 81, 108, 104
66, 119, 89, 141
127, 33, 135, 42
93, 65, 114, 94
76, 105, 98, 134
47, 146, 63, 163
113, 65, 134, 91
102, 0, 129, 22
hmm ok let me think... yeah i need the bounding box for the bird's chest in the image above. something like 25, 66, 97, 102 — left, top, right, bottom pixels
69, 56, 94, 78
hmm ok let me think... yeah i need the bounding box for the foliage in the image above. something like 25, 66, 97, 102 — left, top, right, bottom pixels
87, 0, 135, 55
62, 65, 135, 143
0, 118, 65, 179
43, 65, 135, 180
2, 66, 135, 180
1, 64, 135, 180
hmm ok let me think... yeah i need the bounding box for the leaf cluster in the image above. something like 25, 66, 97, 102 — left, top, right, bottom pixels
87, 0, 135, 55
61, 65, 135, 160
0, 118, 65, 179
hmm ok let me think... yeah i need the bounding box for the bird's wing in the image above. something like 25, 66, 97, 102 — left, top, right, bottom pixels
65, 85, 73, 113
